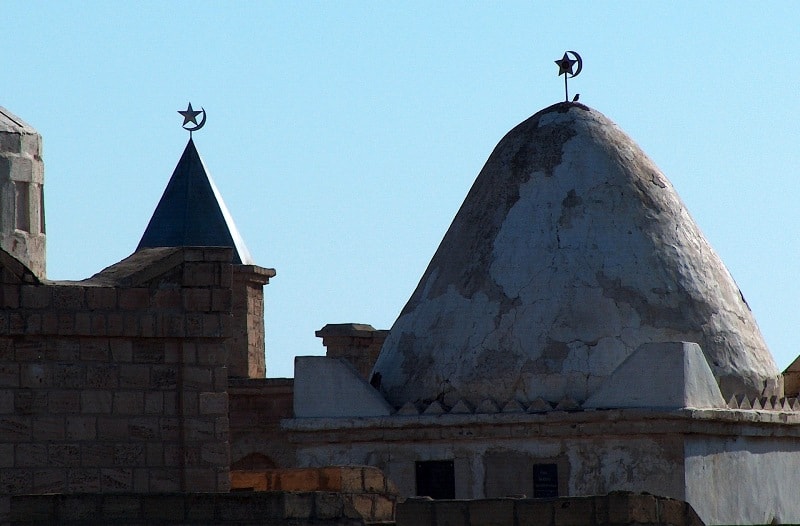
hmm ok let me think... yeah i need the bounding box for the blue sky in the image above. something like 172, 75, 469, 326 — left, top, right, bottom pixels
3, 3, 799, 377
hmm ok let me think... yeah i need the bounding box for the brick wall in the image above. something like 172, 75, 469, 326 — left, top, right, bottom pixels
0, 247, 233, 495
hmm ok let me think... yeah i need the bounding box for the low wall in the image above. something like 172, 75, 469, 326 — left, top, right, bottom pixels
7, 492, 370, 525
396, 492, 704, 526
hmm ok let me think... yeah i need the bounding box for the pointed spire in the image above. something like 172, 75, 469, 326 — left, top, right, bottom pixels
137, 139, 253, 264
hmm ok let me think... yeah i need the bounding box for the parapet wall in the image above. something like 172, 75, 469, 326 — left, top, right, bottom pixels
0, 247, 233, 495
397, 492, 704, 526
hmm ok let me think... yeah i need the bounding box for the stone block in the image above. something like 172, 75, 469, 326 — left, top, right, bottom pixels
110, 340, 133, 362
51, 286, 84, 310
20, 286, 50, 308
200, 442, 229, 467
102, 495, 142, 520
0, 443, 12, 467
144, 391, 163, 414
32, 415, 66, 440
48, 389, 80, 413
278, 468, 320, 491
230, 471, 267, 491
469, 499, 514, 526
86, 288, 117, 310
153, 289, 181, 309
106, 314, 123, 336
118, 288, 150, 310
81, 443, 114, 467
119, 364, 150, 388
79, 338, 110, 361
373, 495, 395, 521
142, 495, 185, 521
341, 467, 364, 492
10, 495, 54, 522
97, 417, 128, 440
16, 443, 47, 467
151, 365, 177, 389
199, 392, 228, 415
396, 498, 434, 526
607, 492, 658, 524
157, 313, 185, 338
32, 468, 66, 493
13, 390, 48, 418
52, 362, 84, 388
74, 312, 92, 335
132, 341, 164, 363
146, 443, 163, 466
128, 416, 161, 440
20, 363, 49, 387
363, 466, 385, 492
318, 466, 344, 491
348, 494, 374, 519
159, 417, 180, 441
48, 444, 80, 467
184, 493, 217, 521
314, 492, 344, 519
114, 443, 145, 465
100, 468, 133, 491
81, 390, 112, 413
184, 288, 211, 311
433, 500, 469, 526
67, 469, 100, 492
197, 342, 226, 366
86, 364, 119, 389
658, 497, 687, 526
57, 495, 100, 521
149, 468, 181, 492
554, 497, 594, 526
0, 389, 15, 413
281, 492, 314, 519
183, 366, 213, 390
183, 416, 214, 441
0, 363, 19, 387
113, 391, 144, 414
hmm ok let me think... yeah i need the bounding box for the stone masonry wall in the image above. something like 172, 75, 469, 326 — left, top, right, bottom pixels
229, 377, 295, 469
0, 247, 232, 496
229, 265, 273, 379
397, 492, 704, 526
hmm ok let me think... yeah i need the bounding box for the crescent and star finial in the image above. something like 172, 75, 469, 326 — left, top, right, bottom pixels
178, 102, 206, 137
554, 51, 582, 102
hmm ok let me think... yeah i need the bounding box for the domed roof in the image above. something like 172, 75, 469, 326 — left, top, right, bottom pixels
372, 102, 779, 408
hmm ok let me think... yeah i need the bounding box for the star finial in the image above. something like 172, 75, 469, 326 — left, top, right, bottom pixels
177, 103, 207, 137
554, 51, 583, 102
555, 53, 576, 76
178, 103, 202, 126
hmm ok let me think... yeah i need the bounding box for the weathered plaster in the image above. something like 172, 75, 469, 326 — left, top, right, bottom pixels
372, 102, 778, 408
685, 436, 800, 525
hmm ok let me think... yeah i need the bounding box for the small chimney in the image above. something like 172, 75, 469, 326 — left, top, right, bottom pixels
315, 324, 388, 380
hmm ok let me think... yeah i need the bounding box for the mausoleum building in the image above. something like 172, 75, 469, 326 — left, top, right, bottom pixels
1, 100, 800, 525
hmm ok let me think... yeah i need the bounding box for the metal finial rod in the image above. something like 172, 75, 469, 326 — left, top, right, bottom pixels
554, 51, 583, 102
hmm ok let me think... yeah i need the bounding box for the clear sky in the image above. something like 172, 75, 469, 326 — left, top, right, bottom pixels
2, 3, 799, 378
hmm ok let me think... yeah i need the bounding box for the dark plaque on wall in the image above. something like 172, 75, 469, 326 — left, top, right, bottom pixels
533, 463, 559, 498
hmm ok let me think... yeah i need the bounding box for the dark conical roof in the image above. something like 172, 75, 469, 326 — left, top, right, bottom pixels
137, 139, 253, 264
372, 102, 779, 408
